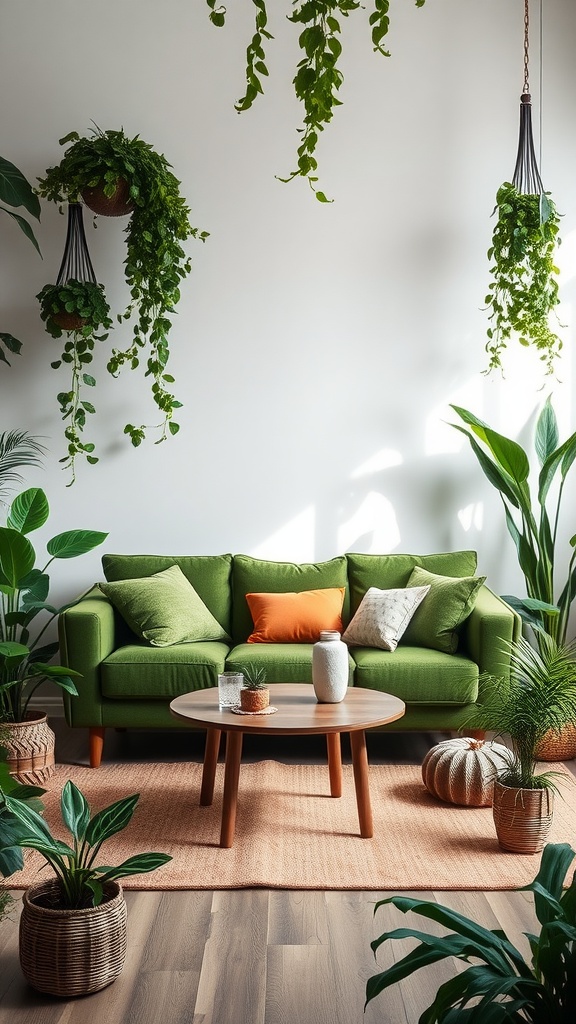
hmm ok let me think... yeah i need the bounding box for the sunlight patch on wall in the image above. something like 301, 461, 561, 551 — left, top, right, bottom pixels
350, 449, 402, 478
424, 379, 485, 456
251, 506, 316, 562
457, 502, 484, 533
338, 491, 400, 553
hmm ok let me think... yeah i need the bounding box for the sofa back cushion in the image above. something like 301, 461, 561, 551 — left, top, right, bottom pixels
346, 551, 478, 617
231, 554, 349, 643
102, 554, 233, 637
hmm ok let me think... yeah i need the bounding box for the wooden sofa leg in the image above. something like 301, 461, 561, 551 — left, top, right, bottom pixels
89, 727, 105, 767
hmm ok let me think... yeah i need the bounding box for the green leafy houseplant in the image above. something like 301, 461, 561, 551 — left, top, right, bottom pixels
6, 779, 171, 908
207, 0, 427, 200
450, 398, 576, 647
366, 841, 576, 1023
37, 126, 208, 450
469, 633, 576, 792
0, 486, 107, 723
37, 280, 113, 483
484, 182, 562, 376
241, 663, 268, 689
0, 737, 46, 878
0, 430, 46, 508
0, 155, 41, 364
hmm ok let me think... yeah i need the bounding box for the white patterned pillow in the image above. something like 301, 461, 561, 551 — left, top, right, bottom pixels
342, 586, 431, 651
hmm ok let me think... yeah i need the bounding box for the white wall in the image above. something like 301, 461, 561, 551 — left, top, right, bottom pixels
1, 0, 575, 615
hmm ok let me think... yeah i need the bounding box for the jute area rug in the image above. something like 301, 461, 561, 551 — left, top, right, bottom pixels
9, 760, 576, 892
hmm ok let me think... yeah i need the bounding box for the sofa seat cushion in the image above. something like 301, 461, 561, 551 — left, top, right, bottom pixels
101, 641, 230, 699
225, 642, 354, 685
350, 646, 479, 705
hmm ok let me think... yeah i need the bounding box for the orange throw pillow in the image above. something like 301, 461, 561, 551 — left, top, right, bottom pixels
246, 588, 346, 643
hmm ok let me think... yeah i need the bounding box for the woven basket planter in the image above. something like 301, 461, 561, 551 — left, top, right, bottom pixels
49, 309, 87, 332
240, 688, 270, 713
3, 711, 56, 786
492, 780, 554, 854
422, 737, 511, 806
536, 724, 576, 761
82, 178, 134, 217
19, 879, 127, 997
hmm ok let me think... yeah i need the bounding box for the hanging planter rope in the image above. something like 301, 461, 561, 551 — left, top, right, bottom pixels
36, 203, 112, 483
484, 0, 562, 376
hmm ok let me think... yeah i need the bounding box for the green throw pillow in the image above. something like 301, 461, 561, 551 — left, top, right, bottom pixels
401, 565, 486, 654
99, 564, 230, 647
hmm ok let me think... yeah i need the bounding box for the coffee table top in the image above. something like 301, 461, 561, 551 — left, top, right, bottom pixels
170, 683, 405, 736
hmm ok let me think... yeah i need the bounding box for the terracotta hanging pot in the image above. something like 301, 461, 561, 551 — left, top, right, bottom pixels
3, 710, 56, 786
82, 177, 134, 217
49, 310, 87, 332
19, 879, 127, 997
492, 780, 554, 854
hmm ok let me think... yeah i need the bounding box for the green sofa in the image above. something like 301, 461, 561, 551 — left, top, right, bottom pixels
58, 550, 521, 766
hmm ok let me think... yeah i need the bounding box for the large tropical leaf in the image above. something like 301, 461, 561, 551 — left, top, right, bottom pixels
60, 781, 90, 842
85, 793, 140, 848
535, 396, 559, 466
521, 843, 576, 920
0, 205, 42, 255
98, 852, 172, 881
0, 156, 41, 218
46, 529, 108, 559
0, 528, 35, 588
7, 488, 49, 535
450, 424, 521, 509
538, 431, 576, 506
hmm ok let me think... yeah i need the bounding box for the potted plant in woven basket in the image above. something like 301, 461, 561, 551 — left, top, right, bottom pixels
240, 664, 269, 712
468, 632, 576, 854
0, 486, 107, 783
6, 779, 171, 996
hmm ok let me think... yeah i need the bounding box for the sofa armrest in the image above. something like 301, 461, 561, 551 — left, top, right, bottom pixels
462, 585, 522, 682
58, 586, 117, 727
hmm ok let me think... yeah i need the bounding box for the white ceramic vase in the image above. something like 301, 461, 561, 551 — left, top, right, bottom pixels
312, 631, 349, 703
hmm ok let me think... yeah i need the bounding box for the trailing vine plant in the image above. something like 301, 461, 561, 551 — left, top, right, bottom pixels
484, 184, 562, 377
37, 127, 208, 463
207, 0, 427, 200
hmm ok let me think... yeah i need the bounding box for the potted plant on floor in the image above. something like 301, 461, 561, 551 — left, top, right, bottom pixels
0, 486, 107, 782
366, 841, 576, 1022
6, 779, 171, 996
468, 632, 576, 854
37, 125, 208, 451
240, 664, 269, 712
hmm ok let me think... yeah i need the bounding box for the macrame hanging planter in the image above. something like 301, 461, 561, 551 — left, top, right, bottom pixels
484, 0, 562, 376
51, 202, 97, 331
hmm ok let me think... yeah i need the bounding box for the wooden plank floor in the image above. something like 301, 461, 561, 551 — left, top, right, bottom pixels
1, 720, 573, 1023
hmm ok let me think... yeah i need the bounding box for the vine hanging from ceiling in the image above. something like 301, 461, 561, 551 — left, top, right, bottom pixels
206, 0, 427, 200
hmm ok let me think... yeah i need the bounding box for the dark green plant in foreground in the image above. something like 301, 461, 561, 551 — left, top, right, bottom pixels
366, 842, 576, 1023
37, 280, 113, 481
0, 155, 42, 363
468, 633, 576, 792
6, 779, 171, 909
450, 399, 576, 646
485, 182, 562, 376
207, 0, 427, 200
37, 126, 208, 449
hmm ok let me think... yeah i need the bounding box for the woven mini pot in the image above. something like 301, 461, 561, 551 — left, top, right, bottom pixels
19, 879, 127, 997
240, 688, 270, 713
535, 724, 576, 761
422, 737, 510, 806
492, 780, 554, 854
82, 178, 134, 217
3, 711, 56, 786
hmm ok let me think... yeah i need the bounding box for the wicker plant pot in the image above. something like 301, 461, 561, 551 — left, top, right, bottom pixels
82, 178, 134, 217
3, 711, 56, 786
492, 780, 554, 854
240, 688, 270, 713
19, 879, 127, 997
536, 724, 576, 761
422, 737, 510, 806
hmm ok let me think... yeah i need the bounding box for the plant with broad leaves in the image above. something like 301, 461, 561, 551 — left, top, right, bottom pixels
207, 0, 427, 200
0, 155, 42, 364
0, 486, 107, 722
450, 398, 576, 647
0, 738, 46, 878
6, 779, 171, 909
37, 280, 113, 483
37, 126, 208, 450
485, 182, 563, 376
366, 841, 576, 1023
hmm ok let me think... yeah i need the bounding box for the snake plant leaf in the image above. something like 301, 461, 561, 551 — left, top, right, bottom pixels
0, 528, 35, 588
61, 781, 90, 842
46, 529, 108, 559
7, 487, 50, 535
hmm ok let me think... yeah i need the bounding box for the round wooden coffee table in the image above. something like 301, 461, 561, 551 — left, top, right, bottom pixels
170, 683, 405, 848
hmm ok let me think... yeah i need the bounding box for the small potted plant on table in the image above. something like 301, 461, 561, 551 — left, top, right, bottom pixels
240, 664, 269, 712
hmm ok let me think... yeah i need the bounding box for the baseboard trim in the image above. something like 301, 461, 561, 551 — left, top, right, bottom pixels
30, 695, 65, 718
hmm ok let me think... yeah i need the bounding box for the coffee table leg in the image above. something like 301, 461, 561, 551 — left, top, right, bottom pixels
326, 732, 342, 797
200, 727, 221, 806
350, 730, 373, 838
220, 730, 243, 848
